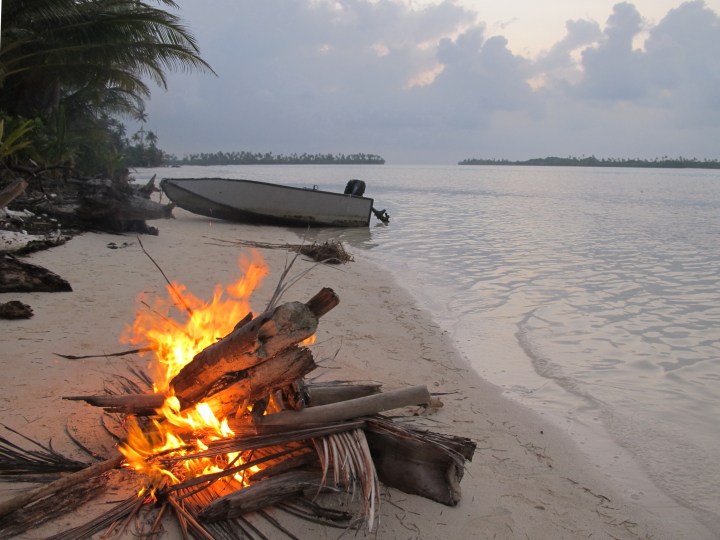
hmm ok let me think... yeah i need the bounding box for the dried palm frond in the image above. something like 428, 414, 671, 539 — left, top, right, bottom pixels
312, 428, 380, 531
167, 420, 365, 464
277, 498, 358, 529
297, 241, 353, 264
0, 475, 106, 539
0, 425, 88, 481
206, 237, 353, 264
44, 492, 143, 540
368, 416, 476, 463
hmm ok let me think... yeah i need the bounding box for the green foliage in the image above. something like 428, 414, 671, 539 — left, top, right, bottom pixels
0, 118, 36, 162
0, 0, 213, 176
123, 127, 166, 168
170, 151, 386, 166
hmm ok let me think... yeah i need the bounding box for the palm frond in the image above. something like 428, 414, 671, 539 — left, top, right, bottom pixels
312, 428, 380, 531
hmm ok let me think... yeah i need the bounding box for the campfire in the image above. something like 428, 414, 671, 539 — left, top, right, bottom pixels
0, 251, 475, 539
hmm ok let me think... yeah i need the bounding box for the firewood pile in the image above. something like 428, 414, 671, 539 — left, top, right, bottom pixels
0, 285, 475, 539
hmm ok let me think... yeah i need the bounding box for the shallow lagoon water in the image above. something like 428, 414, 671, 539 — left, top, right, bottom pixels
139, 164, 720, 528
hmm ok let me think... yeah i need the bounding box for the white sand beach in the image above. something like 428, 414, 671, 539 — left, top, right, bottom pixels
0, 209, 715, 539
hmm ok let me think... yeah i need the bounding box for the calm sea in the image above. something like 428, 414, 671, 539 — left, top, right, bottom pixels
136, 164, 720, 527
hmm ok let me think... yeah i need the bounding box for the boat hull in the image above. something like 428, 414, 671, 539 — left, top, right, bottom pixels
160, 178, 374, 227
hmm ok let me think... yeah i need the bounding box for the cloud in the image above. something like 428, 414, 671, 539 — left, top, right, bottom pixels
142, 1, 720, 163
571, 2, 647, 100
643, 1, 720, 111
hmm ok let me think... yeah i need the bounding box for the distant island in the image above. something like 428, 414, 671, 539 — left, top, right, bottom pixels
458, 156, 720, 169
166, 151, 385, 166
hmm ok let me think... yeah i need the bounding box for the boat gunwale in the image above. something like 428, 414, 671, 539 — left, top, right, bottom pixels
160, 177, 375, 202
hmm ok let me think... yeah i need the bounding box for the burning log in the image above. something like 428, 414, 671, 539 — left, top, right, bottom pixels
66, 380, 382, 416
63, 393, 166, 415
204, 346, 316, 419
170, 288, 338, 408
199, 470, 323, 523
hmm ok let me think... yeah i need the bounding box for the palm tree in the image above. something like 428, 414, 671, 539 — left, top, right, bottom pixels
0, 0, 215, 119
0, 0, 214, 173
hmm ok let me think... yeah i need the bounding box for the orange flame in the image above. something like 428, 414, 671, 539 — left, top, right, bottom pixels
122, 251, 268, 392
119, 251, 270, 490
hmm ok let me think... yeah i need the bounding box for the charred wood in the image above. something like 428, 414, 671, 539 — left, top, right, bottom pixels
199, 470, 323, 522
170, 289, 337, 408
65, 348, 317, 417
205, 346, 317, 419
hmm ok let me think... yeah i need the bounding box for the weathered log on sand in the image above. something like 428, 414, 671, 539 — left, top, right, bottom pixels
74, 178, 174, 222
257, 385, 432, 427
199, 470, 323, 522
65, 347, 317, 416
171, 288, 338, 408
0, 255, 72, 292
0, 455, 123, 519
0, 300, 33, 319
365, 421, 476, 506
0, 179, 28, 208
134, 174, 157, 198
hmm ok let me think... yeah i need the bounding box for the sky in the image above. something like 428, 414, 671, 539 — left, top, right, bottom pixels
141, 0, 720, 164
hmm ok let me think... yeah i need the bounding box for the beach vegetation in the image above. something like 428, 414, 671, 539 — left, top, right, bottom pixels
167, 151, 386, 166
0, 0, 214, 178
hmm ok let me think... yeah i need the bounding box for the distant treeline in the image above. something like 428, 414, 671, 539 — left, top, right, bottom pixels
458, 156, 720, 169
167, 151, 385, 166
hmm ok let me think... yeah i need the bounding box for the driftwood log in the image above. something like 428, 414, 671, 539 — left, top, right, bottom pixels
365, 420, 476, 506
0, 256, 72, 293
289, 380, 382, 408
0, 300, 33, 319
257, 385, 432, 427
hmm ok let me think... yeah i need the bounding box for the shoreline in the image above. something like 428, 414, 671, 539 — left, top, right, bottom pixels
0, 211, 715, 538
362, 250, 720, 527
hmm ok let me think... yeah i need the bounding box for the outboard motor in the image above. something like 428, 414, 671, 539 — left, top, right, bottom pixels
344, 179, 366, 197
